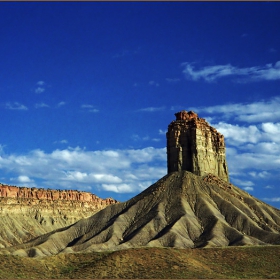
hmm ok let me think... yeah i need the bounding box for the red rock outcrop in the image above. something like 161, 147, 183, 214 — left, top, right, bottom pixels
0, 184, 117, 205
0, 183, 119, 248
166, 110, 229, 182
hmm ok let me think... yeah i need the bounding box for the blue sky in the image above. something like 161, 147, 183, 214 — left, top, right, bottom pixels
0, 2, 280, 209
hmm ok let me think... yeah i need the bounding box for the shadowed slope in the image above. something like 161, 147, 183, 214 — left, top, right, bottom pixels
1, 171, 280, 257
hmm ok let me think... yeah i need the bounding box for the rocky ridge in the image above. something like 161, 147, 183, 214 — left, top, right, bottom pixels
0, 183, 118, 248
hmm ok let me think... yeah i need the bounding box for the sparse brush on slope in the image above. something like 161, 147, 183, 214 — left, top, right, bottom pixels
1, 171, 279, 257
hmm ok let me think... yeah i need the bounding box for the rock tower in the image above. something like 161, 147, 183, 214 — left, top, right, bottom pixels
166, 110, 229, 182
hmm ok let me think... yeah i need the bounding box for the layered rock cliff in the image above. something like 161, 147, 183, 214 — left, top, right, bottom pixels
0, 183, 118, 248
0, 184, 116, 203
166, 110, 229, 182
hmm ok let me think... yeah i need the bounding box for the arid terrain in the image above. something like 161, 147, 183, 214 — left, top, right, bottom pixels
0, 246, 279, 279
0, 111, 279, 278
1, 171, 280, 258
0, 184, 118, 248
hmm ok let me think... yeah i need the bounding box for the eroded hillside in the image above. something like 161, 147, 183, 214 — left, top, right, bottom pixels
0, 183, 118, 248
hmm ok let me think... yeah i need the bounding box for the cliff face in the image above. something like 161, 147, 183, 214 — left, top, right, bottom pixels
0, 183, 118, 248
166, 110, 229, 182
0, 184, 116, 204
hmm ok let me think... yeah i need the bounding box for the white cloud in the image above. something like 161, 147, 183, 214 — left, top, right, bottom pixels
243, 186, 254, 191
81, 104, 99, 113
138, 107, 165, 112
35, 81, 46, 94
265, 185, 274, 189
0, 146, 166, 194
262, 122, 280, 136
5, 102, 28, 111
35, 103, 49, 108
10, 175, 35, 188
131, 134, 160, 142
35, 87, 45, 94
215, 122, 261, 145
18, 175, 33, 183
57, 101, 66, 107
249, 171, 270, 179
191, 99, 280, 191
102, 183, 134, 193
149, 81, 159, 87
193, 97, 280, 123
182, 61, 280, 82
0, 145, 5, 155
231, 178, 254, 189
264, 197, 280, 202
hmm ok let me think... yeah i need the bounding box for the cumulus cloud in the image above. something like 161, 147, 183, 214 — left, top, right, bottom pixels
190, 99, 280, 179
191, 98, 280, 201
193, 96, 280, 123
0, 146, 166, 194
5, 102, 28, 110
10, 175, 35, 188
182, 61, 280, 82
215, 123, 262, 145
18, 175, 33, 183
231, 178, 254, 189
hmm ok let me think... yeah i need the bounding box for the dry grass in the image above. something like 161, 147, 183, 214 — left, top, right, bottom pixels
0, 245, 279, 279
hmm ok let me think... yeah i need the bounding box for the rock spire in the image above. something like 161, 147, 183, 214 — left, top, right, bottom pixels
166, 110, 229, 182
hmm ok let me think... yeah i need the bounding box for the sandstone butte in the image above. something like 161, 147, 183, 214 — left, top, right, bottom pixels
166, 110, 229, 182
1, 110, 280, 257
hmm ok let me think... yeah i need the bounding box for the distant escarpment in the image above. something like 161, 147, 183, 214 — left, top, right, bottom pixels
0, 183, 118, 248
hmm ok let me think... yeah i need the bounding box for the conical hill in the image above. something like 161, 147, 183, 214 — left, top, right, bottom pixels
1, 171, 280, 257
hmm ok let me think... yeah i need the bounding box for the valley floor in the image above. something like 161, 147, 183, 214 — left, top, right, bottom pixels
0, 245, 279, 279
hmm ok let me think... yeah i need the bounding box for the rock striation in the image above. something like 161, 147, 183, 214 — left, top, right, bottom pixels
2, 171, 280, 257
0, 183, 118, 248
166, 110, 229, 182
0, 184, 116, 204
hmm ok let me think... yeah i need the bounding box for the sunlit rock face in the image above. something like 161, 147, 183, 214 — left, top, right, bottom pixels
0, 184, 118, 248
166, 110, 229, 182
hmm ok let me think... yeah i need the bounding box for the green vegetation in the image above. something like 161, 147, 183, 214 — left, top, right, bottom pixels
0, 246, 279, 279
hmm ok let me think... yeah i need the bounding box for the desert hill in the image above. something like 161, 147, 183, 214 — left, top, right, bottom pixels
2, 171, 280, 257
0, 183, 118, 248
